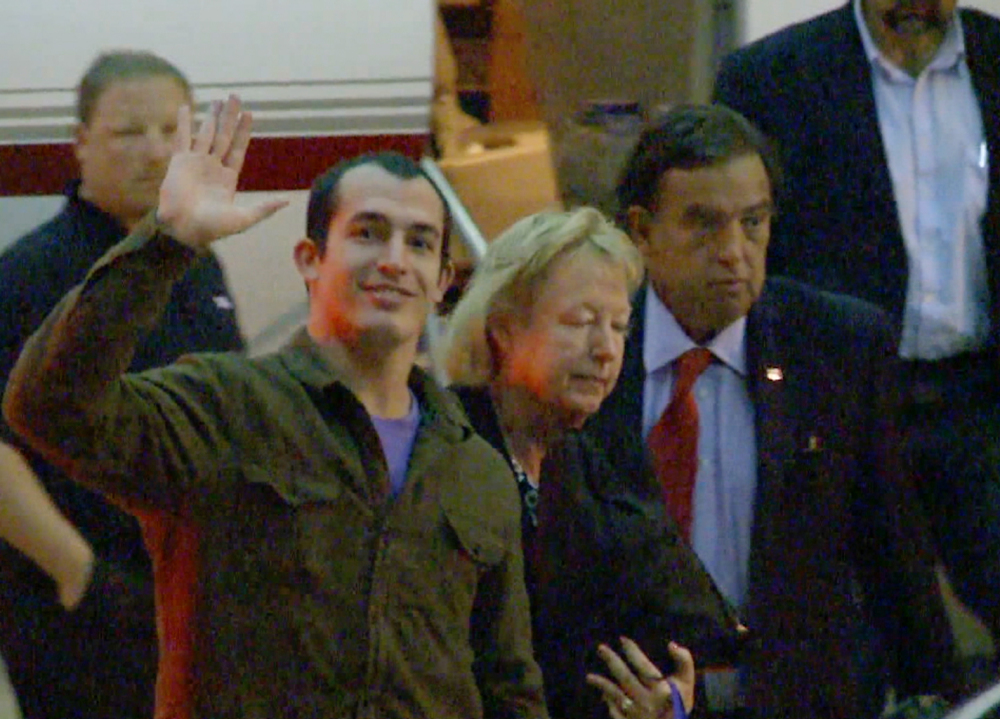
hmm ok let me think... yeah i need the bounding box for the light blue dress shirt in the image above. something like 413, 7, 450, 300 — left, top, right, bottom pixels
641, 290, 757, 709
853, 0, 991, 359
641, 289, 757, 610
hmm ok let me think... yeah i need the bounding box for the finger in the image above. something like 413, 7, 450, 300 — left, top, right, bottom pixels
597, 643, 645, 697
173, 105, 193, 153
619, 637, 666, 685
667, 641, 696, 685
586, 676, 629, 719
585, 672, 620, 696
604, 697, 626, 719
192, 100, 222, 154
211, 94, 242, 158
223, 109, 254, 174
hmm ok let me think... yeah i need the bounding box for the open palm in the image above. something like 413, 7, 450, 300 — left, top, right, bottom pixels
157, 95, 287, 249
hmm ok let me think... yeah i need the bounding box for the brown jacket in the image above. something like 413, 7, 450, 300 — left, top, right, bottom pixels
3, 217, 548, 719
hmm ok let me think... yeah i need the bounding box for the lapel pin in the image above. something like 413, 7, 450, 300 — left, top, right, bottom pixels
213, 295, 236, 311
765, 366, 783, 382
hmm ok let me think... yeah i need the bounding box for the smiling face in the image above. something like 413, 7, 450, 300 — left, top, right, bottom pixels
630, 153, 773, 344
74, 75, 190, 229
492, 250, 632, 430
295, 164, 452, 352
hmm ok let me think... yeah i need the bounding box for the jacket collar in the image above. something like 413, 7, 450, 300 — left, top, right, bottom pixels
279, 327, 472, 442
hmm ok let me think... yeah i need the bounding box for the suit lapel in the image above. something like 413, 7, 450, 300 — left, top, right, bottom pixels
743, 287, 799, 619
588, 285, 646, 442
963, 10, 1000, 345
583, 285, 655, 496
824, 5, 902, 248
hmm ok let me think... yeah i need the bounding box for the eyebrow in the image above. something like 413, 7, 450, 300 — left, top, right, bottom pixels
682, 199, 775, 220
743, 200, 776, 214
349, 211, 441, 237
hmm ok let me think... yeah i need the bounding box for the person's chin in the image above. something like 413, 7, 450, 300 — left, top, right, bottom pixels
562, 395, 603, 425
356, 317, 419, 350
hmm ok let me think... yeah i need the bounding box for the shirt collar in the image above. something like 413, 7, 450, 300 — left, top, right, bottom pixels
278, 327, 471, 440
642, 285, 747, 376
852, 0, 966, 74
66, 179, 130, 246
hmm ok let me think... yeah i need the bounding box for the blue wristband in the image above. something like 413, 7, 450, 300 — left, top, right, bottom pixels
667, 679, 687, 719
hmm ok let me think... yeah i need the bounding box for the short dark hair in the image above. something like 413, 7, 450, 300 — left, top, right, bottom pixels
616, 103, 782, 222
306, 152, 452, 262
78, 50, 191, 125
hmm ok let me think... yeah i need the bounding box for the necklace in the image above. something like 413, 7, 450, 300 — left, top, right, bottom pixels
508, 455, 539, 529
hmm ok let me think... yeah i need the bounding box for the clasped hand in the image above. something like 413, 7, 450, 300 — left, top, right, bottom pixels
587, 637, 695, 719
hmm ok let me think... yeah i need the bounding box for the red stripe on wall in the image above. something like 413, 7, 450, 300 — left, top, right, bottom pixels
0, 134, 430, 197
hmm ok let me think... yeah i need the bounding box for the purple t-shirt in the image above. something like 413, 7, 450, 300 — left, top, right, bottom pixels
370, 393, 421, 497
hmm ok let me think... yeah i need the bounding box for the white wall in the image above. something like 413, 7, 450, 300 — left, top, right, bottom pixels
0, 0, 436, 353
742, 0, 1000, 43
0, 0, 435, 142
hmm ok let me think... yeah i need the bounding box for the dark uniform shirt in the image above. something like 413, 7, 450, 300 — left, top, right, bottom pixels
0, 182, 243, 719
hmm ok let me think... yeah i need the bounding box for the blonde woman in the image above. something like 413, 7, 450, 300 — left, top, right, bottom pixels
443, 208, 743, 719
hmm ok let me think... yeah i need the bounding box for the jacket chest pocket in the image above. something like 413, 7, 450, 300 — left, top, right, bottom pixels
211, 465, 351, 593
444, 506, 507, 569
391, 501, 508, 622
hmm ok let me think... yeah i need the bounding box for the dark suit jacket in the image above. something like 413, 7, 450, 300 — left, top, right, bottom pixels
713, 4, 1000, 349
454, 386, 743, 719
585, 279, 957, 718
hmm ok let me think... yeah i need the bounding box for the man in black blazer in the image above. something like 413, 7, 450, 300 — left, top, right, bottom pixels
713, 1, 1000, 643
585, 104, 958, 718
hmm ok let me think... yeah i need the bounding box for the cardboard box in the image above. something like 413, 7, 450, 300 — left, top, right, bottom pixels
438, 120, 561, 254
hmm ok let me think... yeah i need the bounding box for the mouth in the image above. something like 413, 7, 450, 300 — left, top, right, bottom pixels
359, 283, 416, 304
884, 4, 946, 31
569, 374, 609, 390
710, 278, 747, 292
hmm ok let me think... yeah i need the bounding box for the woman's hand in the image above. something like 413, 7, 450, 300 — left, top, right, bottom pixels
586, 637, 695, 719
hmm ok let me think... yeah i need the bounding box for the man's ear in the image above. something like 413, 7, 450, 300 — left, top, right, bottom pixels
73, 123, 89, 165
626, 205, 653, 248
293, 238, 321, 283
432, 257, 456, 304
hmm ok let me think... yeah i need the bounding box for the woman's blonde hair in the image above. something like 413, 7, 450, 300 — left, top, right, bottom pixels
442, 206, 644, 386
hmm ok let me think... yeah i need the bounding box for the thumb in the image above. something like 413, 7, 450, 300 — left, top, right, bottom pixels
668, 641, 695, 684
243, 198, 290, 228
221, 198, 291, 237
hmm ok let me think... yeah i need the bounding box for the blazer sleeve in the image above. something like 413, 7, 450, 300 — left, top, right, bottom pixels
848, 315, 961, 700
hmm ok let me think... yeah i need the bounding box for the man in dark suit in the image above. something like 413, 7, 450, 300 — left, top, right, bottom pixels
585, 103, 958, 718
713, 1, 1000, 644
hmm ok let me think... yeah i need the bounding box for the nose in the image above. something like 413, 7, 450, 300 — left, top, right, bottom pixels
376, 233, 409, 276
714, 219, 745, 266
145, 127, 173, 162
590, 322, 619, 363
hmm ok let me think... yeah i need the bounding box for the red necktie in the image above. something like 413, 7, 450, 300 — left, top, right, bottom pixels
646, 347, 713, 540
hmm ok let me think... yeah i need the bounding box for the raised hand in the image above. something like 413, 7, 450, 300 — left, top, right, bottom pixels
157, 94, 287, 249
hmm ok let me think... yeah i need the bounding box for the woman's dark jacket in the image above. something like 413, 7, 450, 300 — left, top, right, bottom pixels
454, 386, 743, 719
